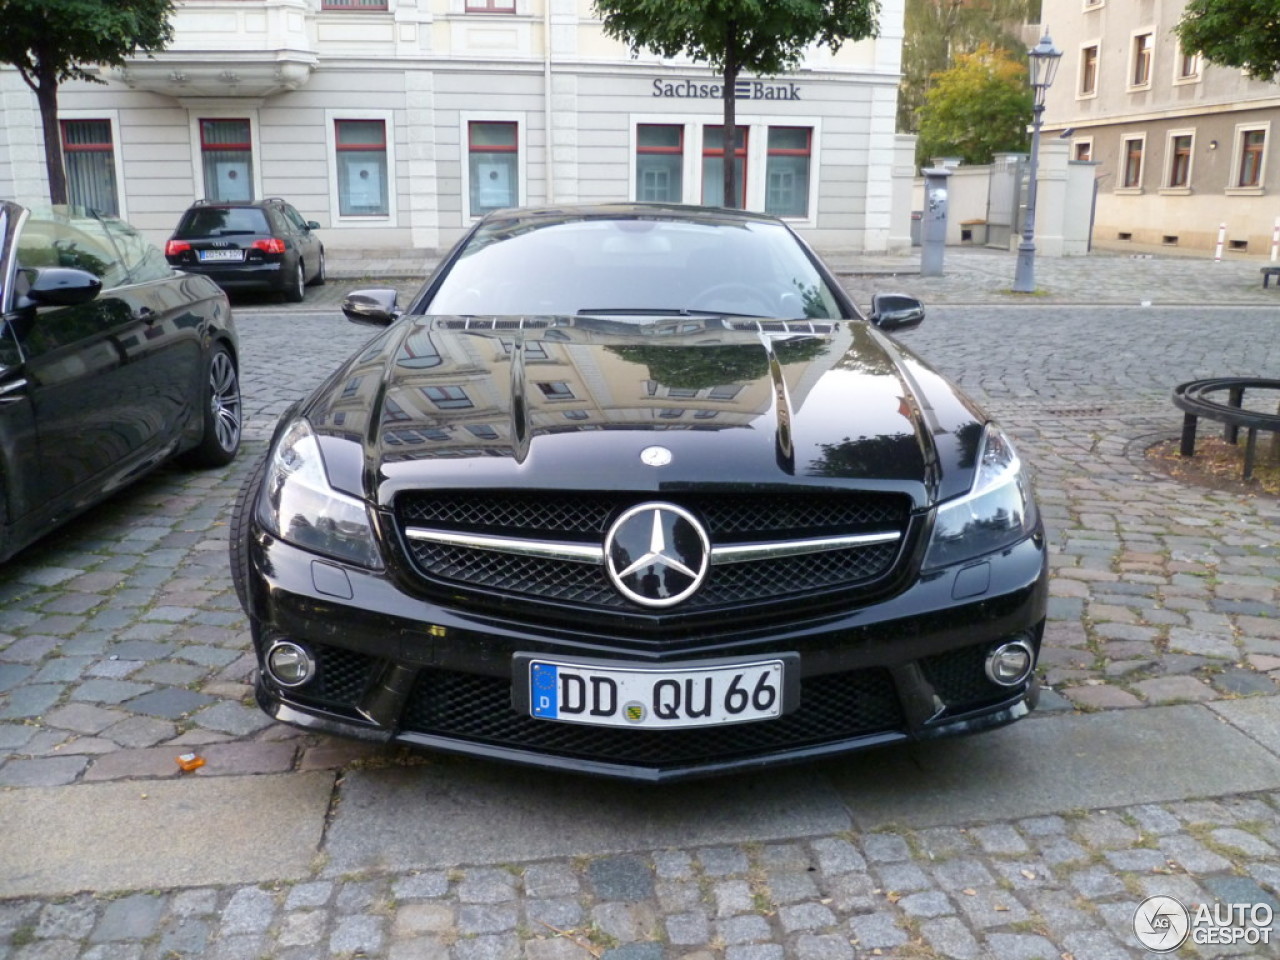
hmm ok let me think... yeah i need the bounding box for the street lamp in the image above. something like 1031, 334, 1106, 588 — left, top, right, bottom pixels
1012, 32, 1063, 293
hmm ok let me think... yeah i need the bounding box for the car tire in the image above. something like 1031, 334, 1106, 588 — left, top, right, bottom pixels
181, 343, 242, 467
229, 451, 268, 615
283, 261, 305, 303
308, 248, 326, 287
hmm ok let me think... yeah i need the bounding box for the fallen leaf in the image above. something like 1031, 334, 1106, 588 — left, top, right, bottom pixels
1020, 869, 1036, 880
962, 888, 977, 896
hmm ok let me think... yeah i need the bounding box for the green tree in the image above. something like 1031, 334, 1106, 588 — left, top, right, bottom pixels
593, 0, 881, 208
899, 0, 1035, 136
916, 44, 1031, 166
0, 0, 175, 204
1176, 0, 1280, 80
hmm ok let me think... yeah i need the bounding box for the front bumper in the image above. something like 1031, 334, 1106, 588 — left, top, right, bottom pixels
245, 531, 1048, 782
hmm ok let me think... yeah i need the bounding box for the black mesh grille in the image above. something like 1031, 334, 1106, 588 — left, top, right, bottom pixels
394, 490, 911, 614
397, 490, 907, 540
920, 644, 1004, 707
400, 667, 905, 767
286, 643, 381, 716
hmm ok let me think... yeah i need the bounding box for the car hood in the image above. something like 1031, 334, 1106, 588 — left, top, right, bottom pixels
303, 315, 988, 510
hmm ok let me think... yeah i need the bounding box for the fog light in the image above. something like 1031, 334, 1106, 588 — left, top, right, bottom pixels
266, 641, 315, 688
985, 639, 1034, 687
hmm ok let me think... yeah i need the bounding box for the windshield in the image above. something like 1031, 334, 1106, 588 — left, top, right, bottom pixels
423, 215, 847, 320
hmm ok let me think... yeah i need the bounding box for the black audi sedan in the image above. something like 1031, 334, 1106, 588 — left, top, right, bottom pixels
0, 200, 241, 563
232, 203, 1047, 781
165, 197, 324, 302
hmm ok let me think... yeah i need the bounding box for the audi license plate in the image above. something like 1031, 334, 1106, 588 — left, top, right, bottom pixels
525, 657, 788, 729
198, 249, 244, 262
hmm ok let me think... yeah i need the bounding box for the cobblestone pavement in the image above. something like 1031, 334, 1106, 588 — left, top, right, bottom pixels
1, 252, 1278, 959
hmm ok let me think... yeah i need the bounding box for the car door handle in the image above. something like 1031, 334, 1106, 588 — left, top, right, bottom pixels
0, 378, 28, 403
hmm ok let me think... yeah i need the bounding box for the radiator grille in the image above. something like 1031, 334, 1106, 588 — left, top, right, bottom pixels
400, 667, 905, 767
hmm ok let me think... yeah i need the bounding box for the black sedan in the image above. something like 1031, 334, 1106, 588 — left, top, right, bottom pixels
232, 203, 1047, 781
0, 200, 241, 563
165, 197, 324, 302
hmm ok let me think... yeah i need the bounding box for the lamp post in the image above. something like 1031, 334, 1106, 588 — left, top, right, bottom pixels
1012, 32, 1063, 293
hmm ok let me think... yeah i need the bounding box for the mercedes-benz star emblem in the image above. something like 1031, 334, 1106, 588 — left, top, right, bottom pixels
604, 503, 710, 608
640, 446, 673, 467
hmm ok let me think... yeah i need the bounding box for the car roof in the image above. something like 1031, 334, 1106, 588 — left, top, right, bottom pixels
185, 198, 288, 210
477, 202, 788, 229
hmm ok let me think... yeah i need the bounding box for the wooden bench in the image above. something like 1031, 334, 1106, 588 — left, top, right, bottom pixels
1262, 266, 1280, 288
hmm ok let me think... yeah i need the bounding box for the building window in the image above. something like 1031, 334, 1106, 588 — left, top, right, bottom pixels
469, 121, 518, 216
1237, 129, 1266, 187
765, 127, 811, 217
1131, 33, 1153, 87
536, 381, 574, 401
335, 119, 389, 216
1080, 45, 1099, 96
1176, 49, 1200, 81
466, 0, 515, 9
423, 385, 473, 410
200, 119, 253, 202
701, 126, 747, 208
467, 424, 500, 439
1122, 136, 1145, 188
61, 119, 119, 216
1167, 134, 1193, 188
1073, 140, 1093, 162
322, 0, 388, 8
636, 124, 683, 203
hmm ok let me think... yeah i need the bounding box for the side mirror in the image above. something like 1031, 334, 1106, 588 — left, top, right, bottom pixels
342, 289, 400, 327
20, 267, 103, 308
306, 221, 321, 230
868, 292, 924, 332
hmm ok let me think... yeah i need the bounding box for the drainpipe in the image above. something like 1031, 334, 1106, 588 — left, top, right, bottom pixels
543, 0, 554, 203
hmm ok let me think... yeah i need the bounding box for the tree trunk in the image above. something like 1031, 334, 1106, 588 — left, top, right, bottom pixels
722, 22, 739, 209
34, 63, 68, 206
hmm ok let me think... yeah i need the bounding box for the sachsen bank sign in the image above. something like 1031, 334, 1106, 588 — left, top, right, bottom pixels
652, 79, 802, 101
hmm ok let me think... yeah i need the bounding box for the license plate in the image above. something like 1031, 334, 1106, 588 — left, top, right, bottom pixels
198, 249, 244, 262
526, 657, 786, 729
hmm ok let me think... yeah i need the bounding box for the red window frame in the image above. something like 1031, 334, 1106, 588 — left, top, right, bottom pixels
200, 119, 251, 153
469, 121, 518, 153
702, 125, 748, 208
335, 119, 387, 153
61, 119, 112, 154
466, 0, 515, 11
767, 127, 811, 159
637, 124, 683, 157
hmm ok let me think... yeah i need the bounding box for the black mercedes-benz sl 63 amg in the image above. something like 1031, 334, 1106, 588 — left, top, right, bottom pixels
231, 203, 1047, 781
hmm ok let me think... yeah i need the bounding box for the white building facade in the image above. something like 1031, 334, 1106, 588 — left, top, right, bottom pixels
0, 0, 912, 256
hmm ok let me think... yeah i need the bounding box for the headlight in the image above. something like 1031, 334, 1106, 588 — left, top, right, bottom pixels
258, 419, 383, 569
923, 424, 1038, 569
